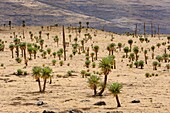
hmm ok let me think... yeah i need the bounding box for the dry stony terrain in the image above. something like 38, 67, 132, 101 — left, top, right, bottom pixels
0, 26, 170, 113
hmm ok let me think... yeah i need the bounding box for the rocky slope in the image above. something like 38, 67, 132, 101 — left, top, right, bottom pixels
0, 0, 170, 33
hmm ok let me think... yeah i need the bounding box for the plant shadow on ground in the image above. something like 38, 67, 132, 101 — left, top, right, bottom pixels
19, 91, 52, 95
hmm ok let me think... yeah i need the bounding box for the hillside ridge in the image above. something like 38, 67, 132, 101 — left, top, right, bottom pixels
0, 0, 170, 34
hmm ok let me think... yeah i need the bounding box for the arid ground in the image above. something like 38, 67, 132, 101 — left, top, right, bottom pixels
0, 26, 170, 113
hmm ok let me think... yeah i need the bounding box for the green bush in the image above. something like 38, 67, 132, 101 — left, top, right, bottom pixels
23, 71, 28, 75
15, 57, 22, 63
47, 48, 51, 54
145, 73, 150, 78
85, 72, 91, 77
81, 70, 86, 78
92, 62, 96, 68
17, 69, 23, 76
67, 71, 72, 76
85, 60, 91, 68
129, 63, 133, 68
59, 60, 64, 66
52, 59, 57, 66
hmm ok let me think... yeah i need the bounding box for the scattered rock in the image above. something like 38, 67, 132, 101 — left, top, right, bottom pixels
12, 96, 25, 100
131, 100, 140, 103
68, 109, 83, 113
127, 83, 133, 86
36, 101, 44, 106
94, 101, 106, 106
42, 110, 55, 113
106, 111, 123, 113
65, 99, 73, 102
10, 101, 21, 106
22, 103, 34, 106
117, 75, 120, 77
123, 74, 128, 76
80, 99, 90, 102
81, 107, 91, 111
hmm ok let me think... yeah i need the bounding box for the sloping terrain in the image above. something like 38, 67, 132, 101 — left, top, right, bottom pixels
0, 25, 170, 113
0, 0, 170, 33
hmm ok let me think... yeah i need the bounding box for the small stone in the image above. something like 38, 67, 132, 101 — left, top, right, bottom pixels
68, 109, 83, 113
43, 110, 55, 113
80, 99, 90, 102
36, 101, 44, 106
106, 111, 123, 113
94, 101, 106, 106
131, 100, 140, 103
64, 99, 73, 102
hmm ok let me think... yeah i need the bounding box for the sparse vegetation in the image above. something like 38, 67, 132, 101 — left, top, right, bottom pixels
52, 59, 57, 66
16, 69, 23, 76
87, 74, 100, 96
59, 60, 64, 66
145, 73, 150, 78
15, 57, 22, 63
108, 82, 122, 107
81, 70, 86, 78
32, 66, 52, 92
97, 56, 114, 96
0, 22, 170, 113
